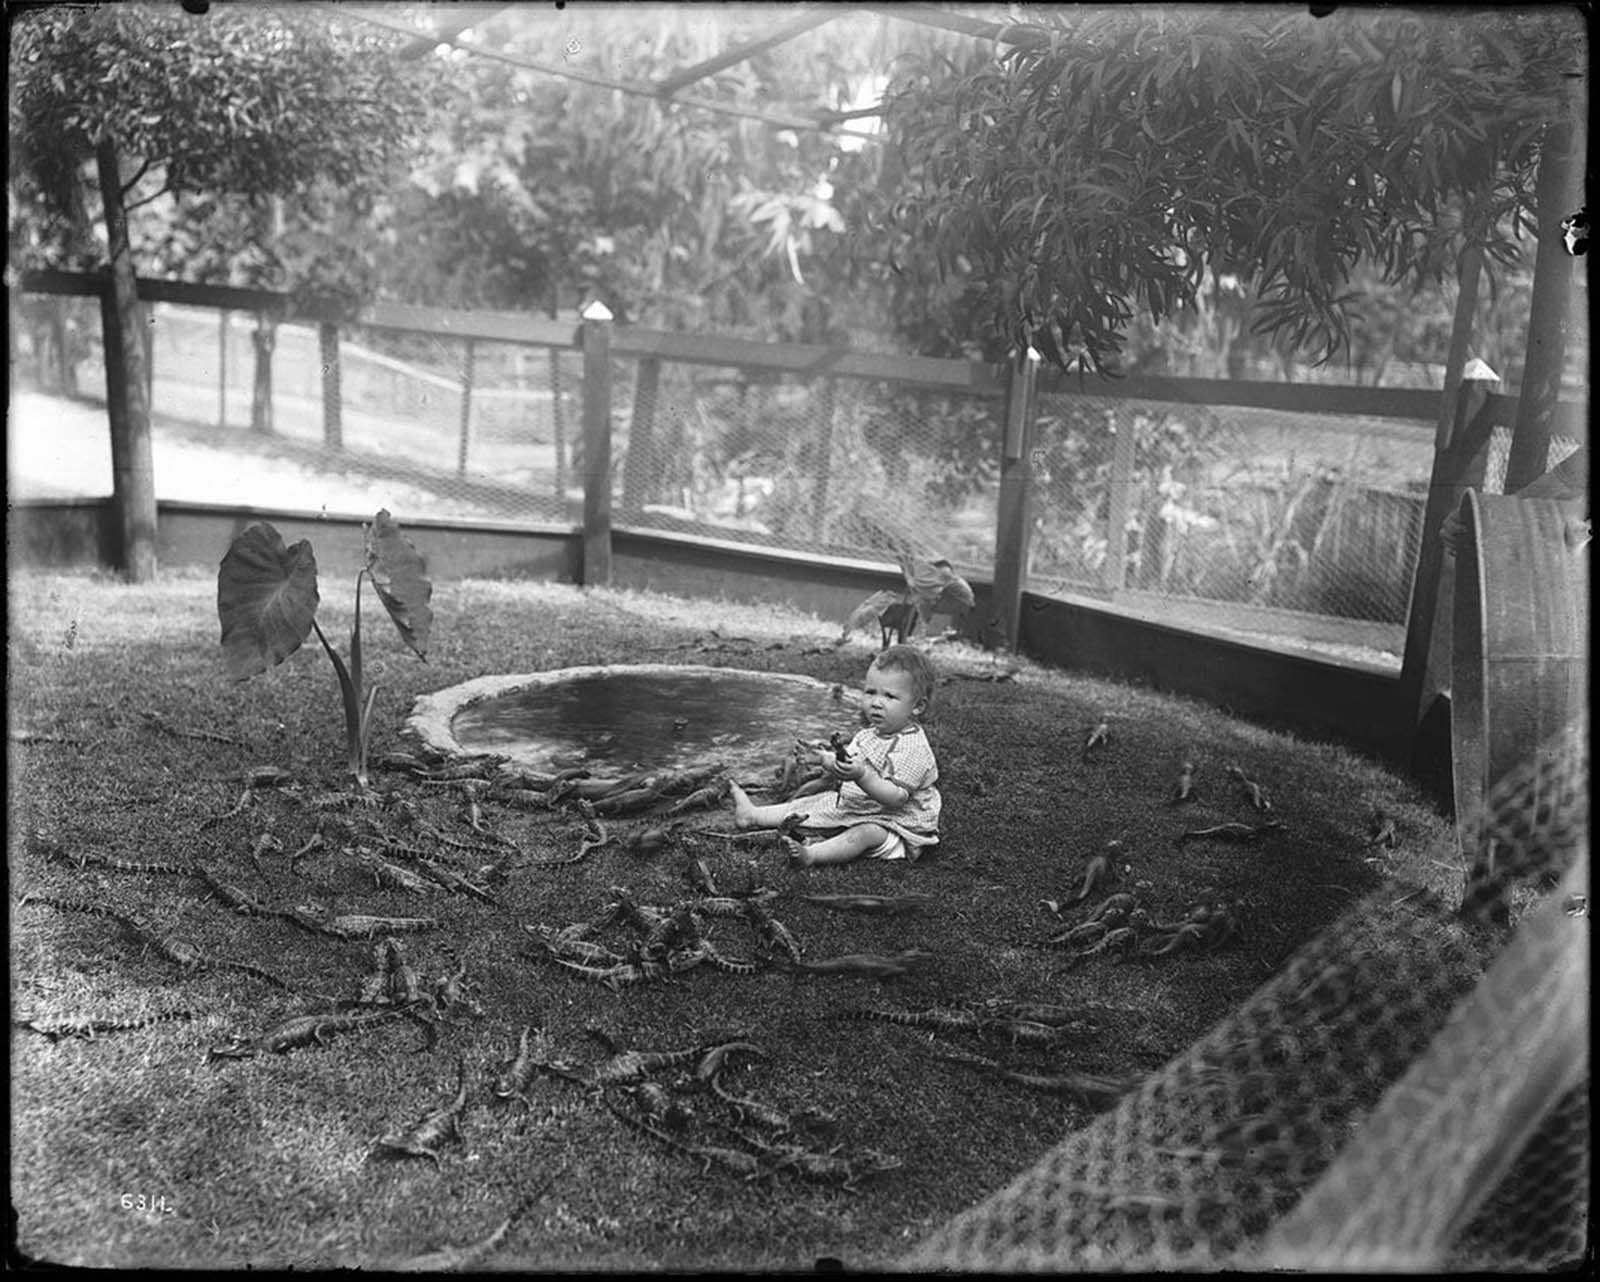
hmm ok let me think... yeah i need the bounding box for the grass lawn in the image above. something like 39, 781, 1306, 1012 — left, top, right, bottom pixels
8, 563, 1465, 1271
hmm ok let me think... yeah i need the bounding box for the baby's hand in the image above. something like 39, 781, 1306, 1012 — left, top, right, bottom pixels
820, 747, 865, 782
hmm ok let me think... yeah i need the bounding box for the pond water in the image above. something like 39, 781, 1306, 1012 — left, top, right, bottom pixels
410, 664, 860, 781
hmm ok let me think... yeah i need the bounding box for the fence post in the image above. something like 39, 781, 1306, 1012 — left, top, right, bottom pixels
457, 338, 475, 476
620, 355, 660, 516
1101, 410, 1136, 592
319, 322, 342, 451
218, 310, 229, 429
579, 300, 614, 586
991, 346, 1041, 650
1397, 364, 1500, 770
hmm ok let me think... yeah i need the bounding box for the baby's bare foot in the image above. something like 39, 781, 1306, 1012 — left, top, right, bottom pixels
783, 837, 813, 867
728, 781, 757, 830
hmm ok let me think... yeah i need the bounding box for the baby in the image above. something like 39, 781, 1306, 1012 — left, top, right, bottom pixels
728, 644, 942, 866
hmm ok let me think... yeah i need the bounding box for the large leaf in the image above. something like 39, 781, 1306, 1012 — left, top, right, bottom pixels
845, 589, 906, 636
217, 522, 319, 682
363, 510, 433, 661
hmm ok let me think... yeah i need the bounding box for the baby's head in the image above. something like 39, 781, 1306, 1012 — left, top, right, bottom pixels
864, 644, 936, 726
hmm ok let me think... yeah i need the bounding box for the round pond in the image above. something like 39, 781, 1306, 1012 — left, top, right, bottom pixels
407, 664, 860, 782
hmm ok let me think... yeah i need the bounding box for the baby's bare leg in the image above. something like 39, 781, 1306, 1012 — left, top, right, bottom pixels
786, 823, 888, 868
728, 780, 800, 831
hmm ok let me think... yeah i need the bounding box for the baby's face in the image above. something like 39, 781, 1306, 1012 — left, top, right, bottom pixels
861, 663, 920, 735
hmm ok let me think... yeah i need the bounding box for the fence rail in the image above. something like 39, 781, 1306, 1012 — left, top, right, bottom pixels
11, 269, 1586, 666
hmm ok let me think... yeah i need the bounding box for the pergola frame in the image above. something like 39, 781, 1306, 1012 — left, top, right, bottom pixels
347, 3, 1057, 138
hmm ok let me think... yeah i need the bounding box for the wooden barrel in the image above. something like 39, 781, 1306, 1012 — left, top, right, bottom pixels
1450, 490, 1589, 831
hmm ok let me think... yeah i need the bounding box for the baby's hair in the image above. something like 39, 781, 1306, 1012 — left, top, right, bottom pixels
870, 644, 937, 715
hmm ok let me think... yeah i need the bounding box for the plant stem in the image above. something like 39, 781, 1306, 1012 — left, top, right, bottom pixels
311, 617, 366, 785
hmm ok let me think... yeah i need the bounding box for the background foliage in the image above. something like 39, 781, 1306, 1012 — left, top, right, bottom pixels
871, 7, 1573, 373
8, 3, 439, 307
9, 5, 1568, 376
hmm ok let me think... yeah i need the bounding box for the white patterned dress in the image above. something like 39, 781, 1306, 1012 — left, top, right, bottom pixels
788, 724, 942, 859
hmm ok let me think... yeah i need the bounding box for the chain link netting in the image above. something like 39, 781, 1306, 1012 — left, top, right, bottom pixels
1026, 393, 1440, 657
138, 305, 585, 523
10, 291, 105, 403
10, 292, 1582, 671
1485, 427, 1584, 496
614, 358, 1003, 574
900, 710, 1589, 1273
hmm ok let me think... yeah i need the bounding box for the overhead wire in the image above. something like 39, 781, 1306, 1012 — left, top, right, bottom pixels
339, 7, 885, 144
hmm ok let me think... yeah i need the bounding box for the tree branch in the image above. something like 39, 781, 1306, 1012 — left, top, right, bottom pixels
118, 157, 153, 198
124, 182, 176, 213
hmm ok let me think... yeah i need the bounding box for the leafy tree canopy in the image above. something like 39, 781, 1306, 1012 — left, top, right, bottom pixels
873, 6, 1579, 371
8, 2, 439, 300
372, 6, 943, 339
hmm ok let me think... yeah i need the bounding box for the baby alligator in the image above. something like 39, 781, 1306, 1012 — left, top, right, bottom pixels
1175, 820, 1284, 845
16, 1008, 193, 1041
840, 1004, 981, 1033
196, 867, 319, 929
844, 1005, 1068, 1047
22, 894, 296, 991
728, 1125, 903, 1190
374, 1056, 471, 1170
709, 1069, 795, 1133
526, 931, 627, 966
383, 1169, 565, 1272
207, 1002, 434, 1060
546, 1041, 723, 1089
546, 956, 671, 991
793, 949, 932, 979
929, 1042, 1135, 1109
29, 829, 195, 876
324, 913, 440, 939
604, 1094, 768, 1182
664, 779, 730, 817
676, 887, 780, 916
492, 1024, 553, 1107
744, 901, 805, 962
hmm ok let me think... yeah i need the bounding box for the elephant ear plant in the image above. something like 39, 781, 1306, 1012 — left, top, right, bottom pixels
217, 510, 434, 786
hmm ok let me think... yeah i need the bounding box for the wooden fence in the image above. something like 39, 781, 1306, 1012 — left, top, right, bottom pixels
13, 268, 1586, 750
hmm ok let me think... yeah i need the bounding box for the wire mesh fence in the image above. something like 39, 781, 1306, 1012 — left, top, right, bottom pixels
140, 306, 585, 524
614, 360, 1003, 574
1026, 394, 1439, 634
11, 291, 103, 403
1485, 426, 1584, 496
8, 281, 1583, 666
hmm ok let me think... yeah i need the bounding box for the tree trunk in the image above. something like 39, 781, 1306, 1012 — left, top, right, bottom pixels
249, 196, 280, 435
251, 314, 276, 434
94, 136, 157, 583
51, 297, 77, 395
1503, 79, 1585, 493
